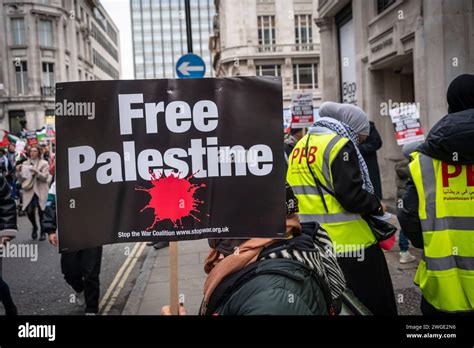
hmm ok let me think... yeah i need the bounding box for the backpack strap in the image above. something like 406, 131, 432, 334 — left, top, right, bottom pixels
304, 134, 334, 213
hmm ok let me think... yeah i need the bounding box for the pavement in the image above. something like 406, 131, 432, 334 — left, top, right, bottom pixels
123, 215, 423, 315
123, 239, 209, 315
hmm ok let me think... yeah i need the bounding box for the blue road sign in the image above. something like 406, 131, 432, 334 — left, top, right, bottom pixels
176, 53, 206, 78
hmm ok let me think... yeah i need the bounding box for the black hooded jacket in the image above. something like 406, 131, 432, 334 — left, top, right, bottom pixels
0, 174, 17, 238
397, 108, 474, 248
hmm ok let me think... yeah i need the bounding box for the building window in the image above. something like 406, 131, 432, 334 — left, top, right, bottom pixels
84, 40, 89, 60
90, 23, 119, 61
11, 18, 26, 45
45, 109, 55, 125
256, 65, 281, 76
63, 24, 68, 49
377, 0, 396, 13
66, 65, 70, 80
14, 61, 28, 95
258, 15, 276, 51
9, 110, 26, 135
42, 63, 55, 95
76, 31, 80, 54
39, 20, 53, 47
92, 49, 120, 79
295, 15, 313, 50
293, 63, 318, 90
78, 68, 82, 80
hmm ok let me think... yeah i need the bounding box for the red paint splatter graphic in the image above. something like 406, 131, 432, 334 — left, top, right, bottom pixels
136, 172, 206, 230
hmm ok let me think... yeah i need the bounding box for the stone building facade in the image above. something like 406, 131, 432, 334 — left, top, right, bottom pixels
211, 0, 322, 111
316, 0, 473, 201
0, 0, 121, 134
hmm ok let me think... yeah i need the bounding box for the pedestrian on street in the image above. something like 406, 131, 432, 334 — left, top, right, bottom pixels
0, 148, 10, 178
163, 184, 346, 315
284, 127, 304, 158
0, 173, 18, 316
287, 101, 397, 315
398, 74, 474, 315
360, 121, 383, 199
42, 181, 103, 315
395, 142, 421, 264
14, 149, 28, 216
6, 143, 17, 201
41, 144, 51, 162
15, 145, 50, 241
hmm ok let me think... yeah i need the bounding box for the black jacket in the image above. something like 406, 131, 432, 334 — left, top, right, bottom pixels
0, 175, 17, 239
41, 192, 56, 234
360, 122, 383, 199
331, 140, 382, 216
395, 159, 410, 200
397, 108, 474, 248
203, 234, 333, 315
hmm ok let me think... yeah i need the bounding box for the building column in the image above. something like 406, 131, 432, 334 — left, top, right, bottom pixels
315, 17, 340, 102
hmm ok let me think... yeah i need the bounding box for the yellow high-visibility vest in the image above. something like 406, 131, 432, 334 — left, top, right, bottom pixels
287, 133, 376, 252
410, 151, 474, 312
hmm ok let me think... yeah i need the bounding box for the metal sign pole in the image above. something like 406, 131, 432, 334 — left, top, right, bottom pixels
185, 0, 193, 53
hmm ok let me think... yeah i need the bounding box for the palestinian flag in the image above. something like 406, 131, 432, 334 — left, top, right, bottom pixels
36, 128, 47, 142
0, 129, 20, 148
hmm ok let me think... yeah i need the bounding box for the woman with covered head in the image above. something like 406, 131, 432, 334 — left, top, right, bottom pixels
163, 184, 346, 315
287, 101, 397, 315
398, 74, 474, 315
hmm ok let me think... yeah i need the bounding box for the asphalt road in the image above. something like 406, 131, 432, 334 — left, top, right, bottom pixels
0, 214, 146, 315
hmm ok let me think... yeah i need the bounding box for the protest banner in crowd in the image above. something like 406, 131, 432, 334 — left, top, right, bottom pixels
291, 93, 314, 128
389, 104, 425, 145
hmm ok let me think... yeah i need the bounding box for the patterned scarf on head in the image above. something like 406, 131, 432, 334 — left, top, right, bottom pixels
311, 117, 374, 194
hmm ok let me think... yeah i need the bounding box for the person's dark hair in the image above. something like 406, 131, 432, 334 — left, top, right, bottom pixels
290, 128, 303, 136
447, 74, 474, 113
27, 144, 43, 157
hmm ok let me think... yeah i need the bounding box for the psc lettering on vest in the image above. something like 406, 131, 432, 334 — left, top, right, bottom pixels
290, 146, 318, 165
55, 77, 286, 252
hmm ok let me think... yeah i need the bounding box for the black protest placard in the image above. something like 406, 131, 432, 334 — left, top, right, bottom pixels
55, 77, 286, 252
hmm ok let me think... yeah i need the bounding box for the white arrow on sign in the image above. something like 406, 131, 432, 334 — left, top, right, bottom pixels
178, 61, 205, 76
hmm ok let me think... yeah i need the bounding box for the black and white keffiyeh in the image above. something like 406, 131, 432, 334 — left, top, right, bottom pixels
311, 117, 375, 194
259, 226, 346, 304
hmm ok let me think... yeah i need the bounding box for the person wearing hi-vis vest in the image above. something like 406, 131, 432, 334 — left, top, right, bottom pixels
287, 102, 397, 315
398, 74, 474, 315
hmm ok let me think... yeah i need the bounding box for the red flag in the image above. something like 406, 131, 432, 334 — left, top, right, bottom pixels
0, 129, 9, 148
